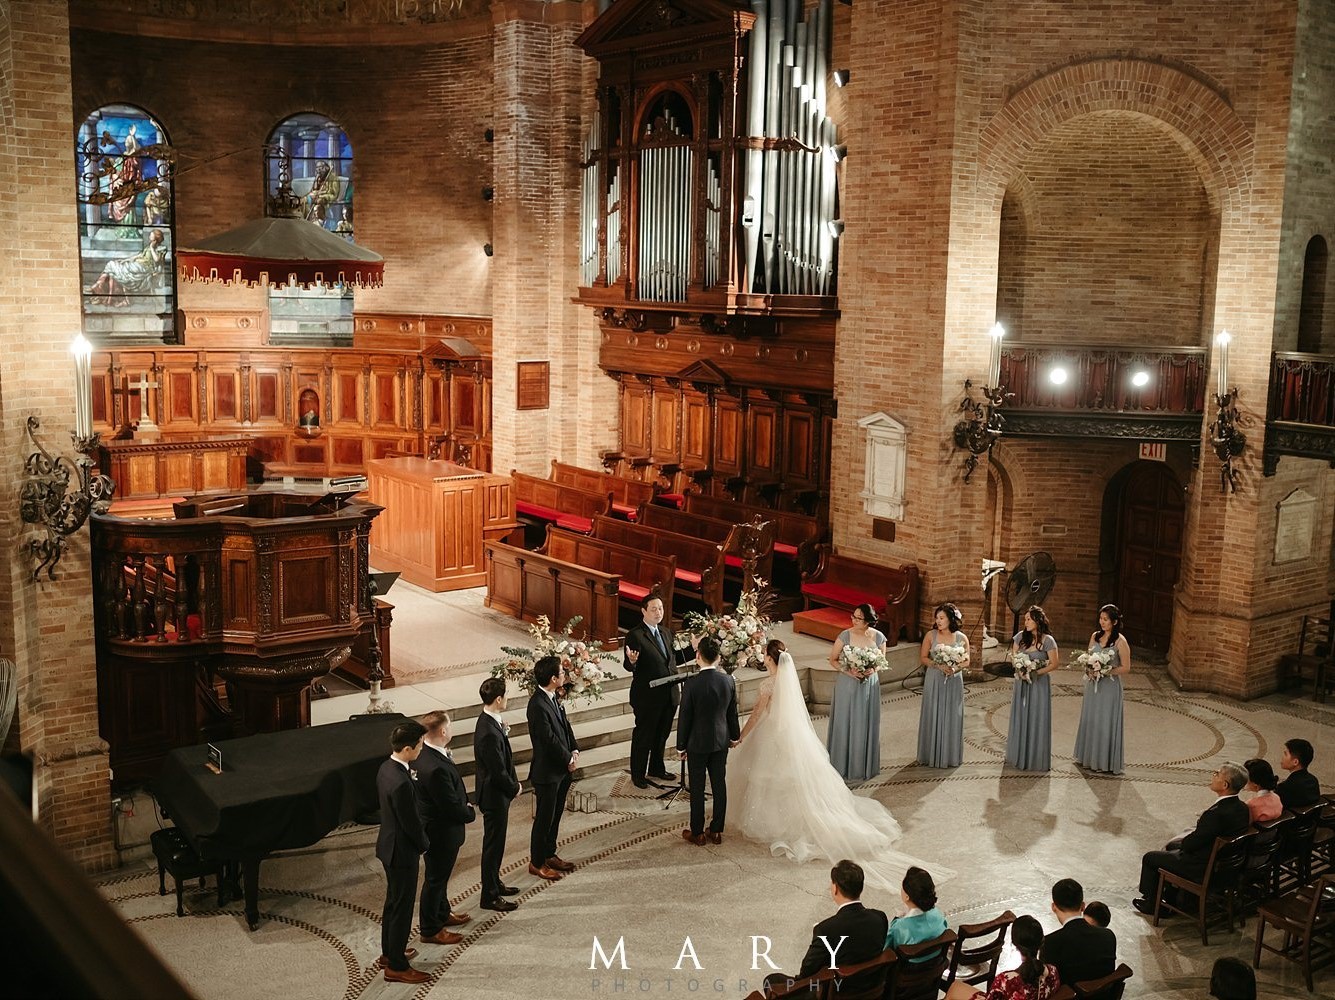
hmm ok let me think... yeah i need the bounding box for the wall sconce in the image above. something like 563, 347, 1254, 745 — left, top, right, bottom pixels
952, 323, 1010, 483
826, 144, 848, 163
484, 128, 494, 143
826, 219, 845, 238
20, 336, 116, 579
832, 69, 851, 88
482, 186, 494, 201
483, 242, 494, 257
1208, 328, 1246, 493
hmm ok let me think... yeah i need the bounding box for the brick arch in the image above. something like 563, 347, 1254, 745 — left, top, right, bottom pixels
979, 59, 1251, 216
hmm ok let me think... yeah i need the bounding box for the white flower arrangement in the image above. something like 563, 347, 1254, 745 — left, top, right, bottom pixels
1073, 647, 1116, 690
840, 643, 889, 679
491, 615, 615, 705
673, 582, 774, 672
1011, 650, 1039, 683
929, 643, 968, 676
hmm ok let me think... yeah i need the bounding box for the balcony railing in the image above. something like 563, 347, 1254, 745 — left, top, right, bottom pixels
1265, 352, 1335, 473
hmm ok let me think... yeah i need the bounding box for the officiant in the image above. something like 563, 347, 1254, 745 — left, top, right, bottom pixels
623, 594, 693, 789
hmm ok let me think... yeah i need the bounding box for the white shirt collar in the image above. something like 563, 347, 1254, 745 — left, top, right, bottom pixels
902, 906, 923, 917
1061, 914, 1084, 926
483, 707, 505, 725
698, 662, 718, 671
392, 756, 411, 772
424, 738, 449, 755
836, 899, 860, 911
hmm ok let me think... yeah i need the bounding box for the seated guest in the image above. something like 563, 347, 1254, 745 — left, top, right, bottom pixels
944, 915, 1061, 1000
1209, 956, 1256, 1000
764, 860, 888, 1000
1276, 738, 1320, 809
1132, 762, 1250, 917
1083, 900, 1111, 928
885, 866, 948, 958
1040, 879, 1118, 997
1242, 758, 1282, 823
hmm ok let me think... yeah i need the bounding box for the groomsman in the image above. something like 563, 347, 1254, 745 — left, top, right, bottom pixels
526, 655, 580, 881
416, 710, 475, 945
375, 721, 430, 984
474, 677, 522, 912
624, 594, 692, 788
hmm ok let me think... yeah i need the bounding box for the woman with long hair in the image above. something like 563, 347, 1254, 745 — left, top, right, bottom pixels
827, 603, 887, 780
944, 915, 1060, 1000
1072, 604, 1131, 774
729, 640, 950, 890
1006, 606, 1059, 771
917, 603, 969, 768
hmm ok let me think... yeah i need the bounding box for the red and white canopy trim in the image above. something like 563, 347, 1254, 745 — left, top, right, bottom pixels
177, 216, 384, 289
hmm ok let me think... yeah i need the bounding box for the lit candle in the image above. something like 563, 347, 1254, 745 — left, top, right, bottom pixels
1215, 329, 1231, 398
987, 322, 1006, 388
71, 334, 93, 440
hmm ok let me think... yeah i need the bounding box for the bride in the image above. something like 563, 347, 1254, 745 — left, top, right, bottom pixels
729, 639, 949, 890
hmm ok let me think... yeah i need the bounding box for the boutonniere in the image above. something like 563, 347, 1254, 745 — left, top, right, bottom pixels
502, 722, 511, 737
409, 768, 419, 781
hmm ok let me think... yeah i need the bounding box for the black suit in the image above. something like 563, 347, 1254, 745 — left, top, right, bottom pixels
1041, 918, 1119, 997
1137, 794, 1251, 899
375, 758, 428, 971
1277, 768, 1321, 809
624, 621, 690, 780
676, 666, 740, 835
527, 688, 579, 865
473, 712, 520, 904
415, 743, 474, 936
765, 902, 889, 999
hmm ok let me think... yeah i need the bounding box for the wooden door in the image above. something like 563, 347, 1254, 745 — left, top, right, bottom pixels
1115, 462, 1184, 652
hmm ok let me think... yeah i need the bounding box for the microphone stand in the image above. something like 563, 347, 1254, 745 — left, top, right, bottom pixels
647, 668, 700, 807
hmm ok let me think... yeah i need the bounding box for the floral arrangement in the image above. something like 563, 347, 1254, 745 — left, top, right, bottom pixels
672, 583, 773, 672
1073, 647, 1116, 690
1011, 650, 1039, 683
929, 643, 968, 676
491, 615, 615, 705
840, 643, 889, 680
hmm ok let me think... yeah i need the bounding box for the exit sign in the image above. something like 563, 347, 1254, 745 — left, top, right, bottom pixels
1139, 442, 1167, 462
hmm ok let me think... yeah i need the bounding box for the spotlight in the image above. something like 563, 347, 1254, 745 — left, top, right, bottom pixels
826, 144, 848, 162
482, 187, 494, 201
826, 219, 845, 238
832, 69, 850, 88
1131, 370, 1151, 388
483, 243, 494, 257
1048, 366, 1068, 386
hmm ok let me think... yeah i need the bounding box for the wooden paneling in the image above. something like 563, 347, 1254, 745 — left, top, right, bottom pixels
622, 383, 651, 454
484, 541, 622, 647
651, 385, 679, 462
255, 372, 280, 421
714, 397, 743, 474
169, 370, 195, 421
213, 372, 238, 420
683, 390, 711, 466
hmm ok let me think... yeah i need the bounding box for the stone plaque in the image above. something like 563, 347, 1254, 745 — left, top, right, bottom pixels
1274, 488, 1317, 564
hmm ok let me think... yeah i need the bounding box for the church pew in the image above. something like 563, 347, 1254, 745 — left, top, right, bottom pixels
684, 493, 824, 576
638, 504, 775, 589
591, 514, 725, 613
798, 549, 921, 645
550, 460, 656, 521
483, 541, 622, 647
543, 525, 677, 618
511, 469, 612, 535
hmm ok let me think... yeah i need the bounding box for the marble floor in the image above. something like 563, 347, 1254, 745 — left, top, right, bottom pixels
102, 578, 1335, 999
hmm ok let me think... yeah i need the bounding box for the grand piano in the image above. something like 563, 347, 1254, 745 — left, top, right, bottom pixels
153, 713, 405, 929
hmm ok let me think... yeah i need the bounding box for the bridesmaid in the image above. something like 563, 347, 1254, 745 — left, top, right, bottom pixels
917, 603, 968, 768
1006, 605, 1059, 771
1072, 603, 1131, 775
827, 603, 886, 781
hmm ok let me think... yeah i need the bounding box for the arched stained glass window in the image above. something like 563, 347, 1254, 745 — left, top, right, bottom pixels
77, 104, 175, 343
265, 113, 355, 345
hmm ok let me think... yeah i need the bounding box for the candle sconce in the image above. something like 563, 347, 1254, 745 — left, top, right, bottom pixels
20, 416, 115, 580
952, 380, 1009, 483
1207, 387, 1246, 494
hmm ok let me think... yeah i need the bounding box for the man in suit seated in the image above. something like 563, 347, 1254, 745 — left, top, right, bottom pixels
1277, 738, 1321, 810
1132, 762, 1250, 917
1040, 878, 1119, 997
763, 861, 890, 1000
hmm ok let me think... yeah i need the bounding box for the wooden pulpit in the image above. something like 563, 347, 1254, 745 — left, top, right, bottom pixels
366, 457, 518, 591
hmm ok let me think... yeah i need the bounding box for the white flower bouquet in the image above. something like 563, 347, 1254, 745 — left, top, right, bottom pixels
673, 582, 774, 672
930, 643, 968, 676
840, 643, 889, 680
1011, 650, 1040, 683
492, 615, 614, 705
1073, 647, 1116, 690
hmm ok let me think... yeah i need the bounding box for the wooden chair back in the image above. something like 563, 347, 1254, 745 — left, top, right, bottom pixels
1050, 962, 1134, 1000
886, 929, 956, 1000
940, 910, 1015, 989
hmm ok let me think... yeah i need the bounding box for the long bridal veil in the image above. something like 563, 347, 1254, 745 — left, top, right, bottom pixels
729, 651, 952, 890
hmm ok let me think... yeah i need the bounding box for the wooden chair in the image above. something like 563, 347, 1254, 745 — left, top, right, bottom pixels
1049, 963, 1134, 1000
1153, 830, 1255, 944
884, 929, 956, 1000
939, 910, 1015, 991
1276, 804, 1323, 896
1278, 601, 1335, 702
822, 947, 898, 1000
741, 969, 835, 1000
1236, 815, 1290, 922
1253, 875, 1335, 992
1311, 797, 1334, 880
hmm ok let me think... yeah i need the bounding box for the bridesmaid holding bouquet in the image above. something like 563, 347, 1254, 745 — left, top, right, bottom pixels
827, 603, 888, 781
1072, 604, 1131, 775
917, 603, 968, 768
1005, 605, 1058, 771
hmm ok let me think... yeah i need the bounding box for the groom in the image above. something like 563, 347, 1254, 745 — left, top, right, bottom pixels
676, 635, 740, 845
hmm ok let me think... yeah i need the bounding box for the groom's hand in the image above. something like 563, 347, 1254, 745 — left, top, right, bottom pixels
677, 749, 687, 760
728, 739, 740, 748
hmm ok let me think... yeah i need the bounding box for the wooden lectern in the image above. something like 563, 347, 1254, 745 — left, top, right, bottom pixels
366, 457, 518, 591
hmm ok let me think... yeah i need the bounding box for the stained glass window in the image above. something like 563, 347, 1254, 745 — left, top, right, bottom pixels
265, 113, 355, 345
77, 104, 175, 343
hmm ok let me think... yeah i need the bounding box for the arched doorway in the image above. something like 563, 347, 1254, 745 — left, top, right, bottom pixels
1109, 462, 1184, 653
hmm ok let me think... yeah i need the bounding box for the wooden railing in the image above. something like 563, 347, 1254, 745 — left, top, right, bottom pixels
999, 344, 1208, 414
1269, 352, 1335, 426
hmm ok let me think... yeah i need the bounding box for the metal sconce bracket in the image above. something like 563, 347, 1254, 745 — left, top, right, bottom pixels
1207, 388, 1247, 494
19, 416, 115, 580
952, 379, 1009, 483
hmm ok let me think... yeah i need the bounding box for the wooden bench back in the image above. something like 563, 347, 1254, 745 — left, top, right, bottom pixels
685, 493, 823, 567
512, 470, 612, 519
550, 460, 656, 510
544, 526, 676, 616
591, 515, 725, 612
640, 505, 776, 588
483, 541, 621, 646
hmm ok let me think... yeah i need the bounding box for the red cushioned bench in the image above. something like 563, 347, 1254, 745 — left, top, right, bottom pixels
550, 460, 656, 522
511, 469, 610, 538
544, 525, 677, 619
795, 550, 921, 645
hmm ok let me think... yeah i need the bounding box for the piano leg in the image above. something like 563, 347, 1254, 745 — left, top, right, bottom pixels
243, 857, 262, 930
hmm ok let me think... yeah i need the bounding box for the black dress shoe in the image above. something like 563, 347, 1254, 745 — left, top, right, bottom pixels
1131, 898, 1170, 918
648, 770, 674, 780
631, 777, 651, 789
499, 884, 520, 896
480, 898, 518, 912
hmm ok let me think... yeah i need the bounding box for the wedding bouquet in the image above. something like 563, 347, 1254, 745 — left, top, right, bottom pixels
840, 644, 889, 679
1073, 647, 1116, 690
929, 643, 968, 675
1011, 650, 1039, 683
673, 582, 773, 672
491, 615, 615, 705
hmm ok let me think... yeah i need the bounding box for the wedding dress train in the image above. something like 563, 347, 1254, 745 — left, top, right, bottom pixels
728, 651, 952, 890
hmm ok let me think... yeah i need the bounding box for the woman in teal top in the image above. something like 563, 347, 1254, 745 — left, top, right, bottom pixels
885, 866, 948, 958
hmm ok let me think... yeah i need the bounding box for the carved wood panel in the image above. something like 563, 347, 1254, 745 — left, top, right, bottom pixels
622, 382, 651, 454
651, 384, 679, 462
682, 389, 711, 466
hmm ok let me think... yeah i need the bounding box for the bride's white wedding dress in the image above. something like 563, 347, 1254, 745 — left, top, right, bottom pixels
728, 652, 951, 890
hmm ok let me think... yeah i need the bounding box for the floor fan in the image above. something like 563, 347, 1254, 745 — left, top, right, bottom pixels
1004, 552, 1059, 635
0, 657, 15, 749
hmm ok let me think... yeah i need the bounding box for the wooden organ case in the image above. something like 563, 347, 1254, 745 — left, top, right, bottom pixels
576, 0, 842, 516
